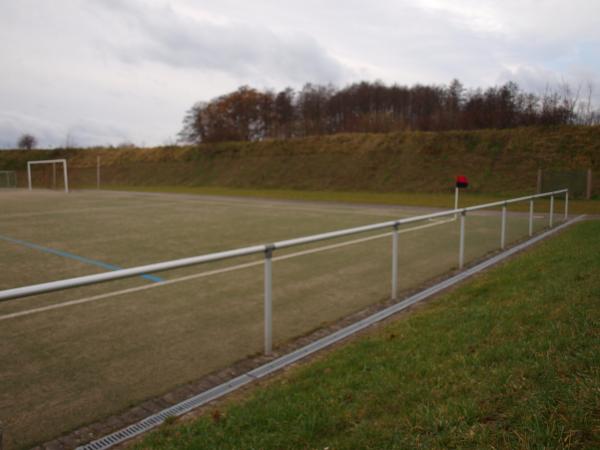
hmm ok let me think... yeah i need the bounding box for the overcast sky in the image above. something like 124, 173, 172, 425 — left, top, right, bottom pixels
1, 0, 599, 148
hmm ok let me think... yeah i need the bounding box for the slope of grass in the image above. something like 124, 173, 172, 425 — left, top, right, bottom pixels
1, 126, 599, 196
134, 220, 600, 449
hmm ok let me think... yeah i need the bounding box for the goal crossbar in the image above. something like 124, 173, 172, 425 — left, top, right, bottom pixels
27, 159, 69, 193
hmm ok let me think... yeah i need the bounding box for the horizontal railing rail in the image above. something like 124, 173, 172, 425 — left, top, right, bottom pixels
0, 189, 568, 353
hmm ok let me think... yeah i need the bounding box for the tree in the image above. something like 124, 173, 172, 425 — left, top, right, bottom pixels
444, 79, 465, 129
178, 102, 206, 144
273, 88, 295, 138
179, 79, 581, 143
18, 134, 37, 150
296, 83, 334, 136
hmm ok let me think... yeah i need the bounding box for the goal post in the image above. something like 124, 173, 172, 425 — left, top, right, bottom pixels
0, 171, 17, 188
27, 159, 69, 193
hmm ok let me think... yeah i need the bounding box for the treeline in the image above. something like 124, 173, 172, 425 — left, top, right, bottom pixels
178, 80, 598, 143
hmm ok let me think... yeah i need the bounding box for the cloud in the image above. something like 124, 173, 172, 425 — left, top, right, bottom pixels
0, 112, 134, 149
63, 119, 135, 148
88, 0, 348, 86
498, 65, 600, 107
1, 0, 599, 148
0, 112, 63, 149
413, 0, 600, 41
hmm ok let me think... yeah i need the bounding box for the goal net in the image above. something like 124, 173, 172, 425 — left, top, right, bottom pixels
541, 169, 587, 198
27, 159, 69, 193
0, 170, 17, 188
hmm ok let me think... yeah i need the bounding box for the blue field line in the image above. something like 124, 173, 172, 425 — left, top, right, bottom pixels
0, 234, 163, 283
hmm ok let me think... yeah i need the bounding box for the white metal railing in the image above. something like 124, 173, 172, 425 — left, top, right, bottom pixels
0, 189, 568, 354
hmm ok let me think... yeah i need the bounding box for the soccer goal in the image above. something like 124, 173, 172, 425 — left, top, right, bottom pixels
27, 159, 69, 193
0, 170, 17, 188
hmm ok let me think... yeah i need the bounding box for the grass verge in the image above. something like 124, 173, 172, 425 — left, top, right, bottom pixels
134, 220, 599, 449
103, 184, 600, 215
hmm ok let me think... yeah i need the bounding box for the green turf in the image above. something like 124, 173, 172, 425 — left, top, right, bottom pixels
134, 220, 600, 450
0, 189, 558, 448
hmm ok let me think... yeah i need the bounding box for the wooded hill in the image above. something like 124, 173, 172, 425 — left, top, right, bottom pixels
1, 126, 599, 197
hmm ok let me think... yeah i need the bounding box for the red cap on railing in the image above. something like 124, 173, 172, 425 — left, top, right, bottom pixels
456, 175, 469, 188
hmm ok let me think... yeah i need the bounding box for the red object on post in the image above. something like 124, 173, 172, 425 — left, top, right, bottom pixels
456, 175, 469, 188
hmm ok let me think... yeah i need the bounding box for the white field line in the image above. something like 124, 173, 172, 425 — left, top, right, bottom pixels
0, 218, 455, 321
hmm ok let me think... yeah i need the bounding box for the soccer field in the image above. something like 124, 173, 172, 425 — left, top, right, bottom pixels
0, 189, 556, 448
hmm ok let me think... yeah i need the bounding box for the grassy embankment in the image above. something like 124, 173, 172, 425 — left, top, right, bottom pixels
1, 126, 599, 212
134, 220, 599, 449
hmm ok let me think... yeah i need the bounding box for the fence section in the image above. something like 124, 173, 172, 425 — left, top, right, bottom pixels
0, 189, 569, 355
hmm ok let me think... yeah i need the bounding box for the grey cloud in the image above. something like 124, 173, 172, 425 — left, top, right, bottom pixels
2, 0, 600, 148
497, 65, 600, 107
0, 111, 134, 149
63, 119, 134, 147
0, 112, 63, 149
89, 0, 348, 85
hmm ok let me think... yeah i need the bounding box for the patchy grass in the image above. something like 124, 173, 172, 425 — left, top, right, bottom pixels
134, 220, 600, 450
103, 184, 600, 215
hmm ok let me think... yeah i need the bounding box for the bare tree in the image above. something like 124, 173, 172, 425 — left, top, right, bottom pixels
17, 133, 37, 150
65, 130, 78, 149
179, 79, 585, 142
576, 82, 594, 125
559, 81, 580, 123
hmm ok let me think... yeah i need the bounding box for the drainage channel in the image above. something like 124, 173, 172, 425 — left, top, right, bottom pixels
77, 215, 585, 450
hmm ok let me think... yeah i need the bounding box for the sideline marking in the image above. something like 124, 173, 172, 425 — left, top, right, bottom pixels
0, 234, 163, 283
0, 218, 454, 321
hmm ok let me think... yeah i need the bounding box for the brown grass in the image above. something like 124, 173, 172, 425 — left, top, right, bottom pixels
1, 126, 599, 197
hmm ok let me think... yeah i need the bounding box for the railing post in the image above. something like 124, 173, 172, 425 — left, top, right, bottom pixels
529, 199, 534, 237
264, 245, 274, 355
564, 191, 569, 221
97, 155, 101, 190
549, 195, 554, 228
27, 162, 32, 191
63, 160, 69, 194
501, 203, 507, 250
459, 211, 466, 270
454, 187, 459, 219
391, 223, 399, 300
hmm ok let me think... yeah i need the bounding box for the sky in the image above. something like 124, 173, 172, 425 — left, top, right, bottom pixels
1, 0, 599, 148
